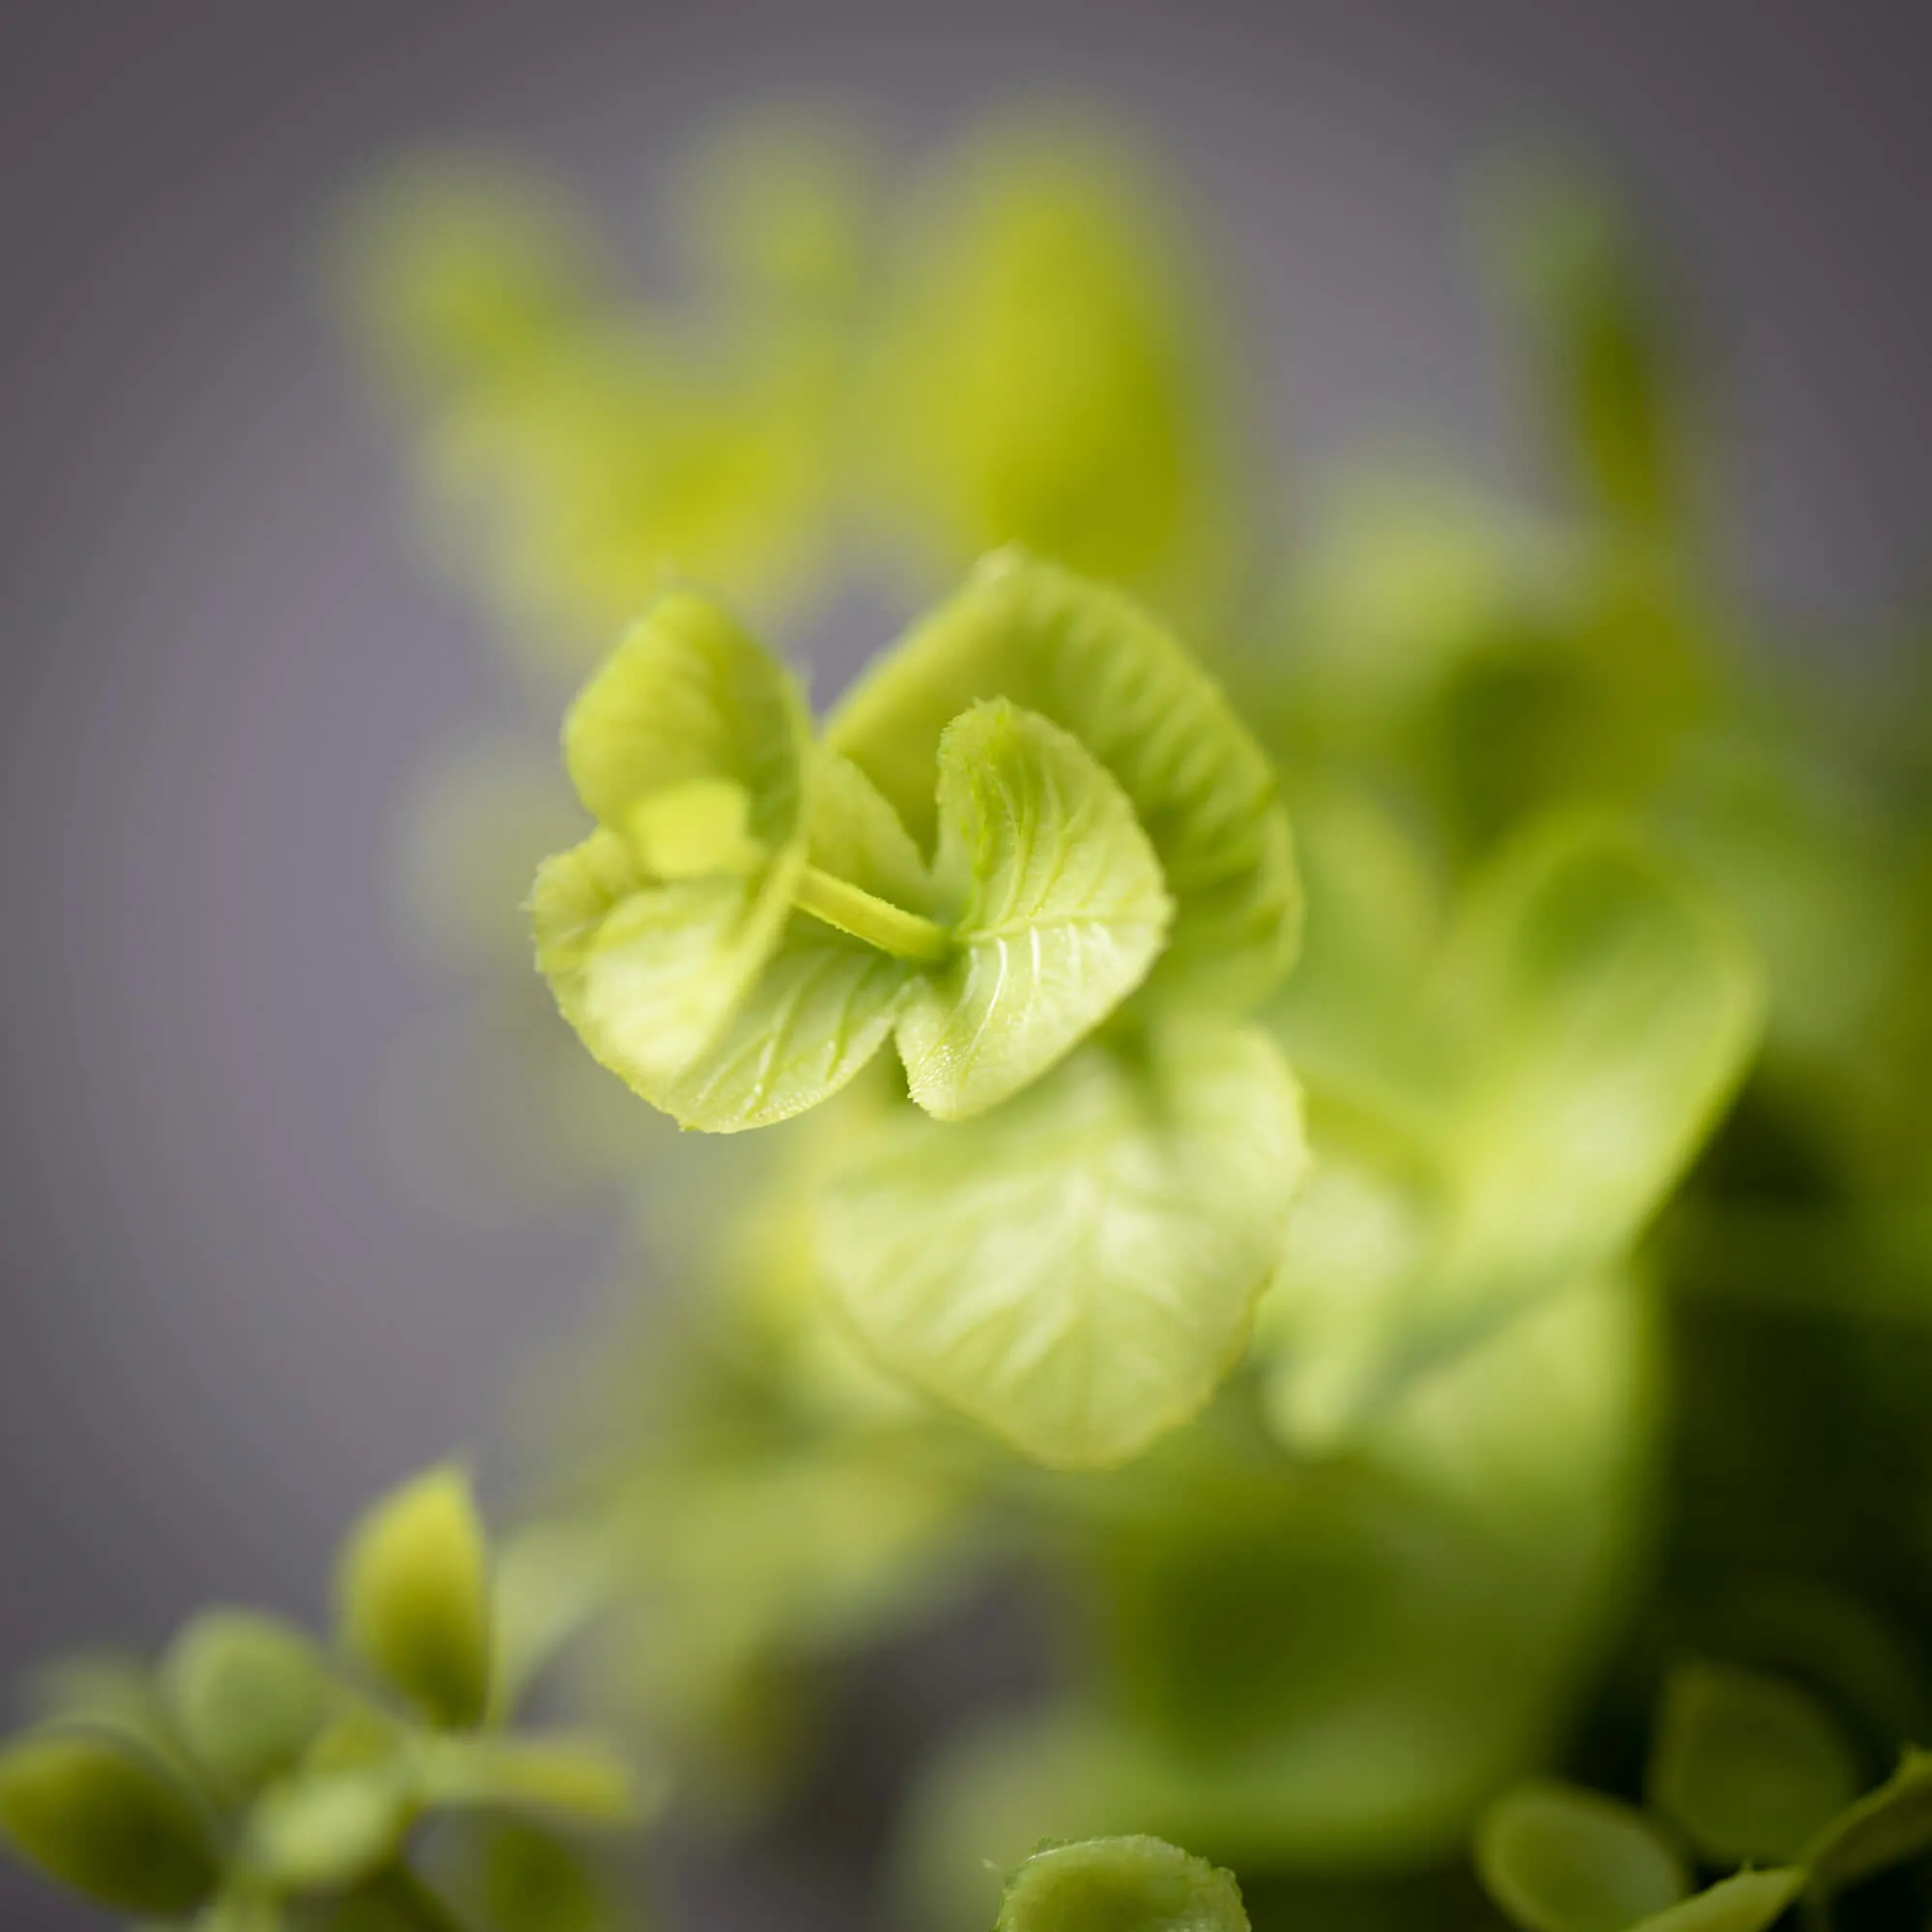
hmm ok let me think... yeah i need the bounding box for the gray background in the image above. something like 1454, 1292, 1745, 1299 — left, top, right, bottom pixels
1, 1, 1928, 1925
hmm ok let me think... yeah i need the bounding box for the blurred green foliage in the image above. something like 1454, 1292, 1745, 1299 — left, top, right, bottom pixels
11, 97, 1932, 1932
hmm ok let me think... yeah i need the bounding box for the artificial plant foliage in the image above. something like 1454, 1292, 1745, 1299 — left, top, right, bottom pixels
533, 566, 1186, 1134
818, 1018, 1305, 1467
995, 1834, 1248, 1932
0, 1464, 647, 1930
827, 550, 1300, 1009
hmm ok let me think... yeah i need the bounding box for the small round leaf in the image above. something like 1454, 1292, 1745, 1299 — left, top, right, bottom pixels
166, 1610, 327, 1787
1477, 1780, 1688, 1932
1647, 1662, 1861, 1866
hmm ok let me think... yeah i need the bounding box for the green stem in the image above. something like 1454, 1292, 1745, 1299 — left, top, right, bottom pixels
793, 866, 952, 963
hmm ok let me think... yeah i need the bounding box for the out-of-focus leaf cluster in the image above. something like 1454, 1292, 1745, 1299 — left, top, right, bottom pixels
0, 1467, 652, 1930
309, 106, 1932, 1932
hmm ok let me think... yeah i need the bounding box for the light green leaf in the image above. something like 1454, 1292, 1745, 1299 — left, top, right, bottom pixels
827, 551, 1298, 1007
1432, 816, 1762, 1331
337, 1464, 494, 1729
533, 591, 811, 1107
164, 1610, 328, 1789
1267, 816, 1762, 1438
898, 700, 1170, 1119
642, 753, 926, 1131
1476, 1780, 1688, 1932
561, 588, 806, 839
416, 1733, 654, 1827
997, 1835, 1248, 1932
1803, 1747, 1932, 1892
1629, 1867, 1804, 1932
1646, 1661, 1861, 1867
243, 1766, 414, 1891
819, 1020, 1305, 1467
0, 1727, 217, 1916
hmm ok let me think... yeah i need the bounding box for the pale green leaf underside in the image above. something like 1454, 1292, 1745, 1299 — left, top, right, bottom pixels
819, 1020, 1306, 1467
997, 1835, 1249, 1932
532, 828, 806, 1104
561, 588, 808, 846
1477, 1780, 1688, 1932
826, 550, 1298, 1007
900, 700, 1170, 1120
1647, 1662, 1860, 1867
534, 590, 814, 1115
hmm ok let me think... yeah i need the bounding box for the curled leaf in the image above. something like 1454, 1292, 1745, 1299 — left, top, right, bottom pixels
899, 700, 1171, 1118
828, 551, 1298, 1007
533, 591, 811, 1113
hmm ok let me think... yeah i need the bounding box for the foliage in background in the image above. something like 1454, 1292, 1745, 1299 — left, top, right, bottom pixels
9, 102, 1932, 1932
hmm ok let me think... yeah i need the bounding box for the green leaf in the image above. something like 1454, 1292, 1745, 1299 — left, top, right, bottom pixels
996, 1835, 1248, 1932
1476, 1780, 1688, 1932
1646, 1661, 1861, 1867
641, 753, 925, 1131
0, 1727, 217, 1915
819, 1019, 1306, 1467
898, 700, 1170, 1118
164, 1610, 328, 1789
1628, 1868, 1804, 1932
1803, 1747, 1932, 1892
243, 1765, 414, 1891
337, 1464, 494, 1729
196, 1886, 286, 1932
533, 591, 811, 1108
1485, 161, 1688, 541
416, 1734, 653, 1826
476, 1817, 619, 1932
827, 551, 1299, 1008
1269, 816, 1762, 1438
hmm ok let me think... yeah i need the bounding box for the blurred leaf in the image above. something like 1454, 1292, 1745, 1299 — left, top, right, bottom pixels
868, 123, 1235, 613
1803, 1747, 1932, 1893
164, 1610, 328, 1789
243, 1764, 414, 1891
1270, 815, 1760, 1438
337, 1464, 494, 1729
1485, 161, 1691, 544
1646, 1660, 1861, 1866
829, 551, 1299, 1009
1627, 1867, 1804, 1932
997, 1835, 1247, 1932
898, 700, 1171, 1118
1476, 1780, 1688, 1932
820, 1020, 1305, 1466
0, 1727, 217, 1915
476, 1816, 621, 1932
417, 1733, 655, 1827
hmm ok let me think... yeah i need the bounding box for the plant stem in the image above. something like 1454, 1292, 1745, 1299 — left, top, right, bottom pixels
793, 866, 952, 962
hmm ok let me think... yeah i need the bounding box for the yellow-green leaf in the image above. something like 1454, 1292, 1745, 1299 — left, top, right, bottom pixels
899, 700, 1171, 1118
337, 1465, 494, 1729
